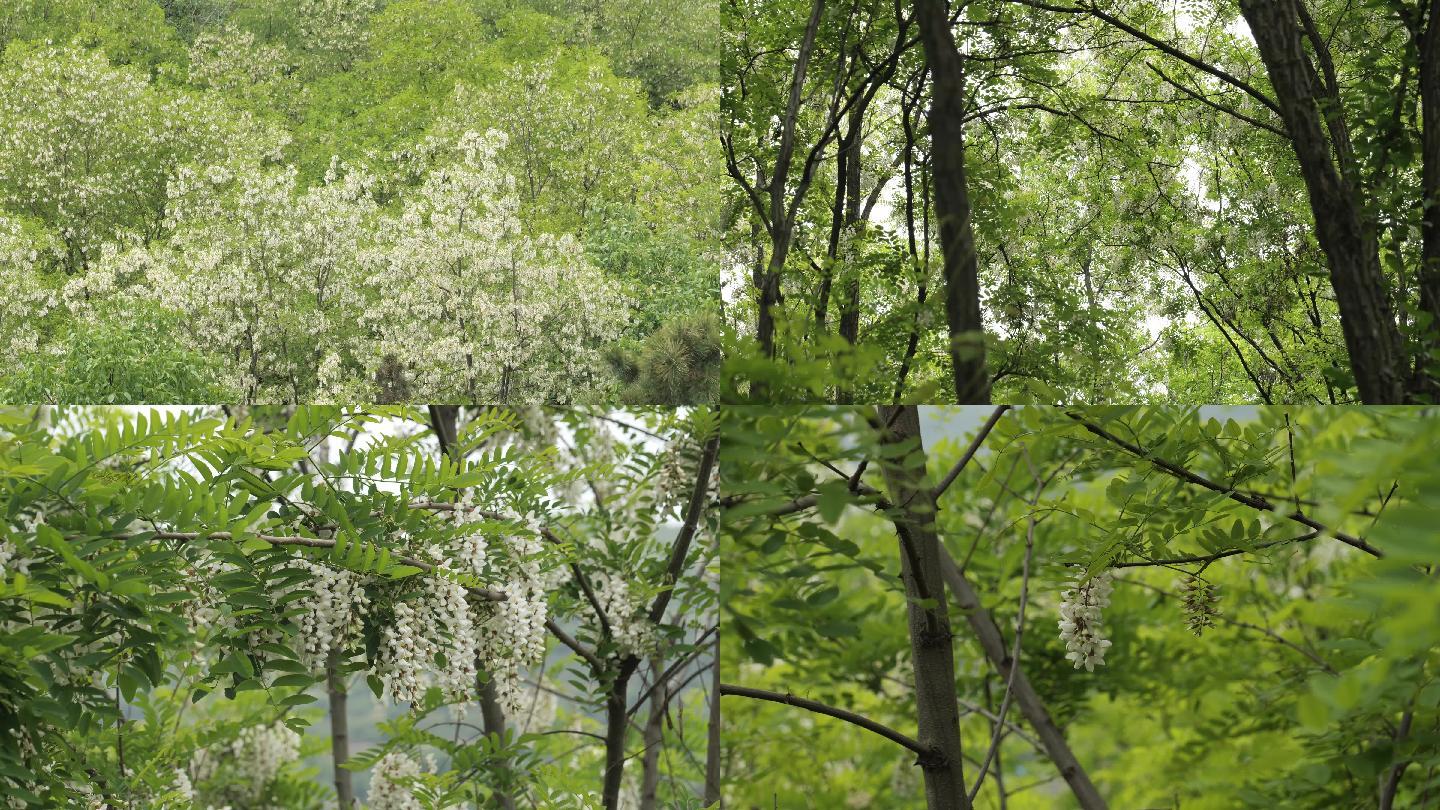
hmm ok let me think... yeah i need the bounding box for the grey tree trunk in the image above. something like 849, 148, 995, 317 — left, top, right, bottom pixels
876, 406, 972, 810
639, 659, 668, 810
705, 647, 722, 806
754, 0, 826, 376
601, 673, 634, 809
479, 679, 517, 810
913, 0, 991, 404
327, 650, 354, 809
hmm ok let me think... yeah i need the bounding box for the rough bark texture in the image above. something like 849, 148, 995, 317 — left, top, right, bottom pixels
326, 651, 354, 809
937, 551, 1109, 809
1240, 0, 1408, 403
913, 0, 991, 404
876, 406, 971, 810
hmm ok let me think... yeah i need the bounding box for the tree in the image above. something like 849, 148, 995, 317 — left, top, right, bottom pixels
721, 0, 1440, 403
719, 404, 1438, 807
0, 406, 719, 808
0, 0, 720, 404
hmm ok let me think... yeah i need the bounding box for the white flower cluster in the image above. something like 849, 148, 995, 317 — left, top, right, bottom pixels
172, 768, 195, 801
451, 493, 491, 577
592, 571, 656, 657
230, 722, 300, 797
189, 721, 298, 804
293, 558, 371, 671
474, 529, 558, 713
367, 752, 426, 810
377, 573, 479, 704
188, 26, 290, 92
652, 443, 695, 516
298, 0, 375, 69
1058, 569, 1114, 672
0, 539, 14, 582
0, 511, 43, 581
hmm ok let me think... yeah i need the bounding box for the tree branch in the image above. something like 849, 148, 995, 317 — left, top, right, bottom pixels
1064, 412, 1383, 558
932, 405, 1011, 500
719, 683, 927, 756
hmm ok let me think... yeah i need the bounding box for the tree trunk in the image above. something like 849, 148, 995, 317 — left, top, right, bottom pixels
913, 0, 991, 404
479, 679, 518, 810
327, 650, 354, 809
754, 0, 826, 385
705, 644, 722, 806
876, 406, 972, 810
601, 673, 633, 810
639, 659, 668, 810
1239, 0, 1408, 403
429, 405, 517, 810
937, 551, 1109, 809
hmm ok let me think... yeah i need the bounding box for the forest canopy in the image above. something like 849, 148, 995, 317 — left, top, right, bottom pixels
0, 0, 721, 405
721, 0, 1440, 405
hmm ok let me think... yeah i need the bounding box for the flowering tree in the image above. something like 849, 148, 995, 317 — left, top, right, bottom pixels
720, 405, 1439, 808
0, 0, 719, 404
0, 44, 282, 277
362, 132, 627, 403
0, 405, 718, 808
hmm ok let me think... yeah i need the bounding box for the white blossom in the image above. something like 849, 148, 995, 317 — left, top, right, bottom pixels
1058, 569, 1114, 672
367, 752, 425, 810
292, 558, 371, 671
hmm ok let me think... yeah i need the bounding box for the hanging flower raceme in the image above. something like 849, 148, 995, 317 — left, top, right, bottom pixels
473, 527, 557, 714
375, 569, 478, 705
1058, 569, 1114, 672
292, 558, 371, 671
367, 751, 427, 810
1181, 576, 1220, 636
592, 571, 657, 658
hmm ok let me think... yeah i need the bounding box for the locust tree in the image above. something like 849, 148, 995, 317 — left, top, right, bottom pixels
0, 405, 719, 809
719, 405, 1438, 807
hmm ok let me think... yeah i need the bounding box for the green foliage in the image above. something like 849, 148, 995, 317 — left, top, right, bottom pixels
0, 406, 717, 806
723, 0, 1432, 403
720, 406, 1440, 807
611, 314, 722, 406
0, 301, 232, 403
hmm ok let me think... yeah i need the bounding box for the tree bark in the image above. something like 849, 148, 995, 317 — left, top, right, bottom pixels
327, 650, 354, 809
705, 530, 723, 807
1239, 0, 1408, 403
639, 659, 668, 810
755, 0, 827, 378
601, 673, 634, 809
876, 406, 972, 810
479, 679, 518, 810
913, 0, 991, 404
